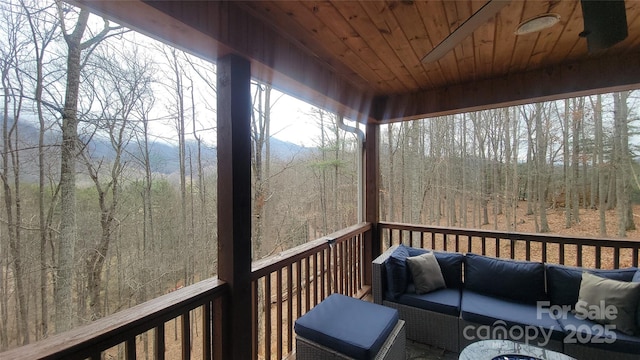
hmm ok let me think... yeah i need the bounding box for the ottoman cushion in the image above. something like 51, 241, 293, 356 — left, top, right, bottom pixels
295, 293, 399, 359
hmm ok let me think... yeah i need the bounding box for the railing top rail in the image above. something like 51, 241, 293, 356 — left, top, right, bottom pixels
251, 222, 371, 280
379, 221, 640, 249
0, 278, 228, 360
329, 222, 372, 242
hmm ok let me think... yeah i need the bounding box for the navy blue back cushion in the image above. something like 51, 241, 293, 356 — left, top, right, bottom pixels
546, 264, 638, 307
434, 251, 465, 289
465, 253, 546, 304
384, 245, 410, 298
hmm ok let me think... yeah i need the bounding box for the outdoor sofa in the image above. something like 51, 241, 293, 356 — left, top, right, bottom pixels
372, 245, 640, 360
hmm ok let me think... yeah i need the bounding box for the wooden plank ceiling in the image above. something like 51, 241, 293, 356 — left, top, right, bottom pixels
75, 0, 640, 123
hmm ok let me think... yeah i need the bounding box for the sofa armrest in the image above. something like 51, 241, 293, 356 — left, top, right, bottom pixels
372, 245, 398, 305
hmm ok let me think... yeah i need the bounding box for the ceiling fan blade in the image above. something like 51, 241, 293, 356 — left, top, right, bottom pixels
421, 0, 510, 63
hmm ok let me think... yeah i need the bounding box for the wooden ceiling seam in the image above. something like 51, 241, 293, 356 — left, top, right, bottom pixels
416, 1, 459, 85
294, 1, 392, 92
385, 0, 440, 89
357, 1, 428, 90
622, 2, 640, 54
525, 1, 571, 71
342, 1, 419, 92
412, 1, 448, 87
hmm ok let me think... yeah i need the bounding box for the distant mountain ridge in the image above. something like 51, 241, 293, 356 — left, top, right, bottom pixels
6, 118, 312, 178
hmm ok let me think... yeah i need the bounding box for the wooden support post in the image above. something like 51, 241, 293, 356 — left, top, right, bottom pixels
216, 54, 252, 360
363, 121, 380, 286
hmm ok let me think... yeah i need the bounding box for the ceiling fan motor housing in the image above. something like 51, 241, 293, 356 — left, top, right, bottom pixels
580, 0, 628, 52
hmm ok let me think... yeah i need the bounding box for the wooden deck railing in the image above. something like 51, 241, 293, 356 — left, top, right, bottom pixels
379, 221, 640, 269
251, 222, 372, 360
5, 221, 639, 360
0, 277, 228, 360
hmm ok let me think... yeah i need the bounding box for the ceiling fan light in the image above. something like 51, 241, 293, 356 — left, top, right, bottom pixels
515, 14, 560, 35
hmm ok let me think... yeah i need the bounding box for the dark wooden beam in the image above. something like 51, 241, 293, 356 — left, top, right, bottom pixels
363, 121, 380, 286
374, 53, 640, 122
216, 54, 252, 360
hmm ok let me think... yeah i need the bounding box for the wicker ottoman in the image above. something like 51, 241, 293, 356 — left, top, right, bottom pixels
294, 293, 405, 360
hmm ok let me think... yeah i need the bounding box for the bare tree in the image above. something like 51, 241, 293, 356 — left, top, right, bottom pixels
79, 44, 153, 320
0, 1, 30, 344
590, 94, 607, 235
20, 0, 60, 339
613, 91, 636, 236
54, 2, 122, 331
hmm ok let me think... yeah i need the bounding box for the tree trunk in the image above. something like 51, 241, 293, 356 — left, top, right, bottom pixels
56, 7, 90, 332
535, 103, 550, 232
562, 99, 571, 227
591, 95, 607, 235
2, 60, 30, 345
571, 98, 581, 222
613, 91, 636, 236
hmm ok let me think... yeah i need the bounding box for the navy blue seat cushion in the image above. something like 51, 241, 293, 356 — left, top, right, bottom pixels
395, 286, 461, 316
461, 290, 565, 341
294, 293, 399, 360
407, 248, 464, 289
546, 264, 638, 307
384, 245, 411, 298
558, 311, 640, 353
465, 253, 546, 304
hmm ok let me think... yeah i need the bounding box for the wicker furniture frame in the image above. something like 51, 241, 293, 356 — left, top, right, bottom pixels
295, 320, 406, 360
372, 246, 459, 352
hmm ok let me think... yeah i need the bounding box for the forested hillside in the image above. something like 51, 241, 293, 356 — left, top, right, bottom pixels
1, 0, 638, 352
381, 98, 640, 237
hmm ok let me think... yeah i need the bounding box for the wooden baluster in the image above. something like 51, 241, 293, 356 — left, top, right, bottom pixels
155, 324, 165, 360
252, 281, 258, 360
542, 242, 547, 263
126, 338, 136, 360
455, 234, 460, 253
431, 232, 436, 250
633, 247, 639, 268
510, 239, 515, 260
304, 257, 311, 313
182, 311, 191, 360
496, 238, 500, 258
277, 269, 283, 359
320, 250, 326, 300
331, 244, 340, 292
203, 302, 212, 360
595, 246, 601, 268
577, 245, 583, 267
296, 260, 303, 322
287, 264, 293, 353
312, 252, 318, 306
481, 236, 486, 255
265, 274, 271, 360
559, 243, 565, 265
357, 234, 363, 291
614, 247, 620, 269
525, 240, 531, 261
